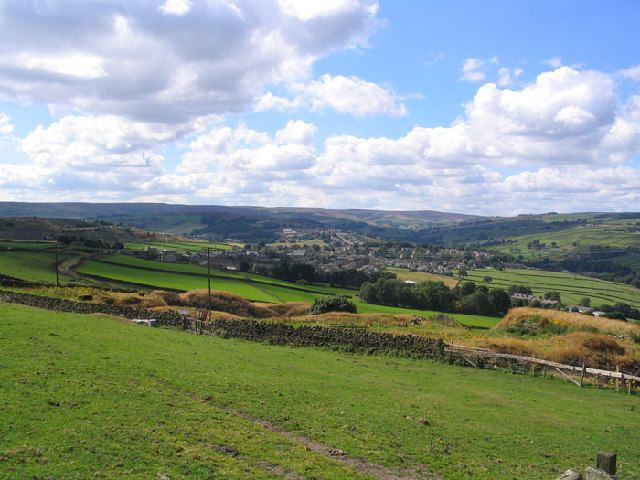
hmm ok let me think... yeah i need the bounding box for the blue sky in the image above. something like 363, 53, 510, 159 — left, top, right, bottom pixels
0, 0, 639, 215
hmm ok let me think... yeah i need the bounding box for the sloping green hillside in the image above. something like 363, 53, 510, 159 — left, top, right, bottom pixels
1, 303, 639, 478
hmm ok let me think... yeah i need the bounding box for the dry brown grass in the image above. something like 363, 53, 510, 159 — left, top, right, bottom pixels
278, 312, 484, 344
253, 302, 311, 317
81, 292, 640, 370
99, 291, 167, 309
497, 307, 640, 337
389, 269, 459, 288
155, 289, 312, 319
482, 308, 640, 369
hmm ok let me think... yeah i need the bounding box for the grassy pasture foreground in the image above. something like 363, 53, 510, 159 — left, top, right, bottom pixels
1, 304, 639, 479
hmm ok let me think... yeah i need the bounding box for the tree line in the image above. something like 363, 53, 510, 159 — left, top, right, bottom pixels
359, 278, 511, 316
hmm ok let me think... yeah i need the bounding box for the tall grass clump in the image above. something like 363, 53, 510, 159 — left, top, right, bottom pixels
483, 307, 640, 369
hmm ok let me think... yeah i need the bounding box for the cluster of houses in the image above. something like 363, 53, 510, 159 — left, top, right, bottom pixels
129, 232, 616, 319
509, 293, 608, 316
131, 228, 503, 279
510, 293, 560, 307
564, 305, 608, 317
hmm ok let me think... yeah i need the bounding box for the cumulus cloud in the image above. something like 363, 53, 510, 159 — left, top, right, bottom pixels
0, 113, 13, 136
2, 114, 196, 201
462, 67, 618, 164
165, 65, 639, 211
158, 0, 193, 16
254, 92, 302, 113
174, 120, 317, 200
461, 58, 488, 82
303, 74, 406, 116
545, 57, 564, 69
278, 0, 376, 21
0, 0, 379, 124
20, 115, 198, 170
305, 67, 620, 175
619, 65, 640, 81
461, 57, 498, 82
3, 66, 640, 214
256, 74, 407, 116
497, 67, 523, 86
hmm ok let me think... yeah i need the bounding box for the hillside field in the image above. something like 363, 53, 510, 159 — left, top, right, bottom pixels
488, 217, 640, 263
386, 267, 459, 288
458, 268, 640, 309
124, 240, 234, 252
0, 250, 74, 285
76, 254, 498, 327
1, 303, 639, 479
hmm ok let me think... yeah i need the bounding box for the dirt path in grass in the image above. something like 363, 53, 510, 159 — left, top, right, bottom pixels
239, 273, 286, 303
223, 406, 436, 480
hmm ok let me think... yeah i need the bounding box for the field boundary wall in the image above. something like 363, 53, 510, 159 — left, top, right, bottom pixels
0, 290, 445, 359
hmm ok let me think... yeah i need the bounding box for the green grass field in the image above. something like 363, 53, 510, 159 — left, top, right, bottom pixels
0, 250, 73, 285
1, 303, 638, 479
124, 240, 234, 252
458, 268, 640, 309
79, 259, 280, 303
101, 254, 244, 278
386, 267, 459, 288
490, 218, 640, 262
0, 240, 54, 250
76, 255, 498, 327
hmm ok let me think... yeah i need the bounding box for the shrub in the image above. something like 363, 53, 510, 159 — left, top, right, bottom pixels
579, 333, 625, 355
160, 292, 182, 305
310, 295, 357, 315
121, 296, 143, 305
540, 322, 568, 336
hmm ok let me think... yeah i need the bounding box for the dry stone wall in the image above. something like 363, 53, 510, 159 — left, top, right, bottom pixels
0, 290, 184, 325
209, 318, 445, 358
0, 289, 446, 359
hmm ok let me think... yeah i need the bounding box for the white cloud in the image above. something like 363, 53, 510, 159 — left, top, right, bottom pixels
256, 74, 407, 117
619, 65, 640, 81
303, 74, 406, 116
20, 115, 196, 170
162, 62, 640, 209
461, 57, 499, 83
254, 92, 301, 112
462, 67, 618, 164
0, 113, 13, 136
176, 120, 317, 195
278, 0, 374, 21
3, 66, 640, 215
545, 57, 563, 69
159, 0, 193, 16
0, 0, 379, 124
461, 58, 488, 82
498, 67, 523, 86
7, 52, 107, 80
498, 166, 640, 214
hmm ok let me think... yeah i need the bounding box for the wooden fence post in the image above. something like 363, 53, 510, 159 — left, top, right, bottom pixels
596, 451, 616, 475
579, 363, 585, 388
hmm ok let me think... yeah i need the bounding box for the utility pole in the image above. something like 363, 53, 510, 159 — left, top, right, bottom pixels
55, 240, 60, 287
207, 247, 211, 314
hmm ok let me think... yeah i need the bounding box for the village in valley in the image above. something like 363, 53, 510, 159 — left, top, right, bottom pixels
2, 1, 640, 478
